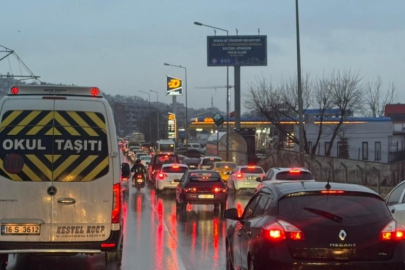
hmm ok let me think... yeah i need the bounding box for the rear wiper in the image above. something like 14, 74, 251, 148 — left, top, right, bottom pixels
303, 207, 343, 223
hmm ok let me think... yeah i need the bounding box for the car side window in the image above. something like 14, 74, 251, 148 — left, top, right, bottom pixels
242, 195, 261, 219
266, 170, 274, 179
386, 182, 405, 206
252, 195, 271, 217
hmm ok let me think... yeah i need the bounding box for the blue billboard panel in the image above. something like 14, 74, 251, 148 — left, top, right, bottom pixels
207, 35, 267, 66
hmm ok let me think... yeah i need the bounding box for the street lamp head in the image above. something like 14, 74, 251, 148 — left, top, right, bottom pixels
164, 63, 170, 66
194, 22, 203, 26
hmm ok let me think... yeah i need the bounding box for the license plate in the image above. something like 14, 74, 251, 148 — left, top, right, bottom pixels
198, 194, 214, 199
136, 179, 144, 183
1, 224, 41, 235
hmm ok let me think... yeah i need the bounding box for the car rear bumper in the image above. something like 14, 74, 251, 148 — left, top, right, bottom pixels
272, 261, 405, 270
0, 230, 122, 254
184, 194, 227, 204
253, 242, 405, 270
234, 181, 259, 190
156, 181, 178, 190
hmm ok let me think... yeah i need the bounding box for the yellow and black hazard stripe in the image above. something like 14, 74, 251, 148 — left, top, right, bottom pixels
0, 110, 109, 182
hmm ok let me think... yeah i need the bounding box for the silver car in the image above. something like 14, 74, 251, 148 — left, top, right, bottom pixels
155, 163, 189, 194
227, 165, 265, 193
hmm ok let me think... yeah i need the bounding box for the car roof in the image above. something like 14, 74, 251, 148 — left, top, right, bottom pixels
260, 181, 380, 197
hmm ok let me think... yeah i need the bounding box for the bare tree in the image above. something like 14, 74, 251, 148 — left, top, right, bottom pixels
325, 70, 363, 156
245, 70, 365, 157
363, 77, 396, 117
245, 75, 312, 153
309, 76, 334, 155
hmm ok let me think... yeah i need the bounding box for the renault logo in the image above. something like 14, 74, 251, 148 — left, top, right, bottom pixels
339, 230, 347, 241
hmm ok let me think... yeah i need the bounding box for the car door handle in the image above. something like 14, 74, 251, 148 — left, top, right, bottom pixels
247, 231, 252, 237
57, 198, 76, 205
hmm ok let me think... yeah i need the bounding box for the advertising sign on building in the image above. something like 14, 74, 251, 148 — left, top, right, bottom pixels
207, 35, 267, 66
166, 76, 183, 96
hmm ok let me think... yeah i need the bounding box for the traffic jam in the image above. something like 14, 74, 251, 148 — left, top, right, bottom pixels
1, 86, 405, 269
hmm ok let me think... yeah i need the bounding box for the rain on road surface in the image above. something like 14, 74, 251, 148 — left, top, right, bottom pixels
5, 181, 252, 270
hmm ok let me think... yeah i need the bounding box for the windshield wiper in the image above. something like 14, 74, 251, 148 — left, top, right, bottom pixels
303, 207, 343, 223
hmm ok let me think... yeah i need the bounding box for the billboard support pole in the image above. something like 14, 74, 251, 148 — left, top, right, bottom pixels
234, 65, 241, 129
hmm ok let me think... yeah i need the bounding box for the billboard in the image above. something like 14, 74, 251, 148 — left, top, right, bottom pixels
207, 35, 267, 66
168, 113, 176, 139
166, 76, 183, 96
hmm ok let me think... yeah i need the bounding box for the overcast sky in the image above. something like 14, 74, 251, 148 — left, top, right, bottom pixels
2, 0, 405, 113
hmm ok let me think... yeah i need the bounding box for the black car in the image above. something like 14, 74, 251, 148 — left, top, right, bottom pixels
225, 181, 405, 270
182, 157, 199, 170
175, 170, 228, 213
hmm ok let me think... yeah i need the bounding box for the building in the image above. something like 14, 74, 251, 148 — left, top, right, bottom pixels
301, 116, 405, 163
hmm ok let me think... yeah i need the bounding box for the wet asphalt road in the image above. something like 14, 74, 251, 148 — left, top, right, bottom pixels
5, 181, 253, 270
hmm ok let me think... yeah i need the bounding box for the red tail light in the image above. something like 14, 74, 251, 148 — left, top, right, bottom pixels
381, 221, 405, 241
320, 190, 345, 194
289, 168, 301, 174
101, 243, 116, 248
158, 173, 166, 180
183, 187, 197, 193
213, 187, 227, 193
136, 174, 143, 179
263, 220, 304, 241
112, 183, 121, 223
235, 173, 244, 180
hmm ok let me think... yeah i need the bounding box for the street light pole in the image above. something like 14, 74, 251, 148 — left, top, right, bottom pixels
150, 90, 159, 141
194, 21, 230, 162
163, 63, 188, 156
139, 90, 152, 144
296, 0, 305, 167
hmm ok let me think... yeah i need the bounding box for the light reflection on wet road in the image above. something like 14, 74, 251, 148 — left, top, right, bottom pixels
121, 182, 253, 270
6, 181, 253, 270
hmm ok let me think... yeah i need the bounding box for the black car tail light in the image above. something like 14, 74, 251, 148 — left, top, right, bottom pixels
381, 220, 405, 241
320, 190, 345, 194
183, 187, 197, 193
213, 187, 227, 193
262, 220, 304, 241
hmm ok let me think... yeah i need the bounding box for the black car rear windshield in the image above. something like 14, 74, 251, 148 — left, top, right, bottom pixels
162, 167, 188, 173
189, 172, 221, 182
202, 158, 221, 165
278, 194, 390, 224
276, 171, 313, 180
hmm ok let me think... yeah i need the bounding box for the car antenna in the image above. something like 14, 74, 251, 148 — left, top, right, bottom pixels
325, 171, 331, 190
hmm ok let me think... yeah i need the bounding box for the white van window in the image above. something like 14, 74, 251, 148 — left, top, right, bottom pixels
0, 110, 109, 182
